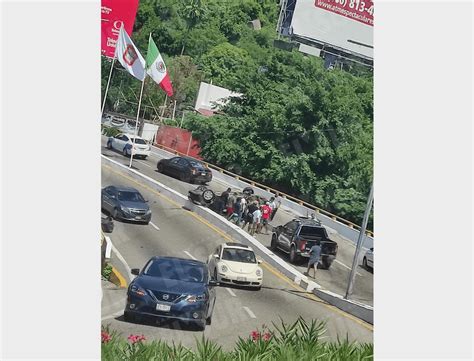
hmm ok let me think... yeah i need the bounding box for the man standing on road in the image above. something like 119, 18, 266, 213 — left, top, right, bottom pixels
269, 195, 281, 221
260, 202, 272, 235
305, 241, 321, 279
220, 188, 231, 214
250, 206, 262, 236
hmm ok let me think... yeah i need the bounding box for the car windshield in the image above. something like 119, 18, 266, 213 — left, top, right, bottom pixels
143, 259, 206, 283
117, 191, 145, 202
222, 248, 256, 263
130, 138, 147, 145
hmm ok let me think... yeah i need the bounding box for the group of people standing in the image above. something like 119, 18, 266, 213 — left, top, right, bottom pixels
220, 188, 281, 236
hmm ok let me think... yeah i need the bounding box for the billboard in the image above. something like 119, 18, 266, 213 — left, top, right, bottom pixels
289, 0, 373, 60
101, 0, 140, 58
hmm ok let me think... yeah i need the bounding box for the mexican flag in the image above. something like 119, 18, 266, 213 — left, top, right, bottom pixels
146, 36, 173, 97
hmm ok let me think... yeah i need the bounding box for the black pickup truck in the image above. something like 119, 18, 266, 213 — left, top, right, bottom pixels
271, 218, 338, 269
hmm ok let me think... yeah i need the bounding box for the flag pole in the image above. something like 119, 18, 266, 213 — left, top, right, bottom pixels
129, 33, 151, 168
129, 77, 146, 168
101, 57, 116, 117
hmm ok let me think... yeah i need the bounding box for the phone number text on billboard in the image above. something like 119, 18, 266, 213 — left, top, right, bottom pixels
315, 0, 374, 27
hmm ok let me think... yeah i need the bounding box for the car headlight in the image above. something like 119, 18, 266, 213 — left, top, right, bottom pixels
256, 269, 262, 277
185, 294, 207, 303
221, 265, 228, 273
120, 205, 130, 214
130, 284, 146, 296
146, 209, 151, 214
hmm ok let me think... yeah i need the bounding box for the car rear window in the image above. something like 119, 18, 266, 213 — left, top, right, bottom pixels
189, 160, 206, 169
130, 138, 147, 145
144, 259, 206, 283
299, 226, 326, 238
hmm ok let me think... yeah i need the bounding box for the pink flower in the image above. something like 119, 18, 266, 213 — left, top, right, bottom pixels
251, 330, 261, 341
262, 332, 272, 342
101, 331, 111, 344
127, 334, 146, 344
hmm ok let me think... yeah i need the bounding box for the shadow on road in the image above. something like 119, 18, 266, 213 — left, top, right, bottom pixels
115, 314, 204, 332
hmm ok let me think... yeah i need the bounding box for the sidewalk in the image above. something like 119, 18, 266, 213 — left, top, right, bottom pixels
101, 279, 127, 321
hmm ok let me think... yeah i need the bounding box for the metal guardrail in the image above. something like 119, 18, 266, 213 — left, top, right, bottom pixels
152, 142, 374, 238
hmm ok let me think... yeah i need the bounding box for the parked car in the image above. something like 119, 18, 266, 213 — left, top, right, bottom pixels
106, 133, 151, 159
208, 243, 263, 289
157, 156, 212, 184
124, 256, 218, 330
271, 217, 338, 269
101, 213, 114, 233
101, 185, 151, 224
363, 248, 374, 270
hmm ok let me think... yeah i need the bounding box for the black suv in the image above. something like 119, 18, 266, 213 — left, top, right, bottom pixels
271, 218, 338, 269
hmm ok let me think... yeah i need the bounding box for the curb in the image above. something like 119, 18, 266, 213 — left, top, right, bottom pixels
109, 266, 127, 288
101, 155, 373, 325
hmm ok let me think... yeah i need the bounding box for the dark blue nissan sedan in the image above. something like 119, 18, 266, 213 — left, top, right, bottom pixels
124, 257, 218, 330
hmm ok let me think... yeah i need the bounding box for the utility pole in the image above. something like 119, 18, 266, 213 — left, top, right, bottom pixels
344, 182, 374, 300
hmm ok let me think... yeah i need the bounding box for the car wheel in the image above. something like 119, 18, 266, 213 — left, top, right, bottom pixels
321, 258, 332, 270
106, 141, 112, 149
289, 246, 299, 264
123, 147, 128, 157
112, 208, 119, 220
213, 268, 218, 282
202, 189, 215, 203
270, 235, 278, 251
363, 257, 368, 269
157, 163, 164, 172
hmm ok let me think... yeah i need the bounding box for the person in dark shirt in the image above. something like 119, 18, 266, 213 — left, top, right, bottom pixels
219, 188, 231, 213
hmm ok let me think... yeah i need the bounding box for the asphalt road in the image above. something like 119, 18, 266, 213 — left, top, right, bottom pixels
101, 159, 373, 350
101, 136, 373, 306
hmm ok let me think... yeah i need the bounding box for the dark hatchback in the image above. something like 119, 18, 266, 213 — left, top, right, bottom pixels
157, 156, 212, 184
101, 185, 151, 224
124, 257, 218, 330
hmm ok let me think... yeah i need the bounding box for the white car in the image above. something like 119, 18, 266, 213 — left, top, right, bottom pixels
208, 243, 263, 289
106, 133, 151, 159
363, 247, 374, 270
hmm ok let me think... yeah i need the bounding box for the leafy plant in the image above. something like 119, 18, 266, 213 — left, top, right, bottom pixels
102, 263, 113, 281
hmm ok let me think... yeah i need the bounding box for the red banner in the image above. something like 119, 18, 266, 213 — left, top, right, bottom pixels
101, 0, 140, 58
155, 126, 203, 160
314, 0, 373, 27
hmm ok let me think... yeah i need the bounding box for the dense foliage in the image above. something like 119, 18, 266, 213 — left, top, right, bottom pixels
101, 317, 373, 360
101, 0, 373, 227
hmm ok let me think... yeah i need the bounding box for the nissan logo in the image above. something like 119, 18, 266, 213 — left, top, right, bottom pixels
162, 294, 169, 300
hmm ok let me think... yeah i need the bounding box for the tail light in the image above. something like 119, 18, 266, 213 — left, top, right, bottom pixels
299, 240, 307, 251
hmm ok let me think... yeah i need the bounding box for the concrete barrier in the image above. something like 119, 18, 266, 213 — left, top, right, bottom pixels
102, 155, 373, 325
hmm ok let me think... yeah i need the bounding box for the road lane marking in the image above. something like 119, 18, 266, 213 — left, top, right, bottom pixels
136, 160, 152, 168
102, 164, 373, 331
149, 221, 160, 231
334, 259, 362, 276
183, 251, 197, 260
226, 288, 236, 297
243, 306, 257, 319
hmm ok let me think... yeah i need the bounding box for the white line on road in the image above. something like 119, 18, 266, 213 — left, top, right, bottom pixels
135, 160, 152, 168
183, 251, 197, 260
149, 221, 160, 231
226, 288, 236, 297
243, 306, 257, 319
334, 259, 362, 276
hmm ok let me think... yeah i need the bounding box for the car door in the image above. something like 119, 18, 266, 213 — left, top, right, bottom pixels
177, 158, 190, 178
167, 157, 182, 177
111, 134, 123, 150
279, 221, 297, 252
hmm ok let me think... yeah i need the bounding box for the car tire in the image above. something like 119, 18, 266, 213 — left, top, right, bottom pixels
289, 246, 299, 264
106, 141, 112, 149
213, 268, 218, 282
363, 257, 368, 269
123, 147, 128, 157
321, 258, 332, 270
112, 208, 119, 220
157, 163, 164, 172
270, 235, 278, 251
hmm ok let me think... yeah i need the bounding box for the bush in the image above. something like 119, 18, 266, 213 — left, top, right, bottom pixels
102, 126, 122, 137
101, 317, 373, 360
102, 263, 113, 281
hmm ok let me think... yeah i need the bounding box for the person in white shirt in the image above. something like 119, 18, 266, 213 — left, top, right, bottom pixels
250, 207, 262, 236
